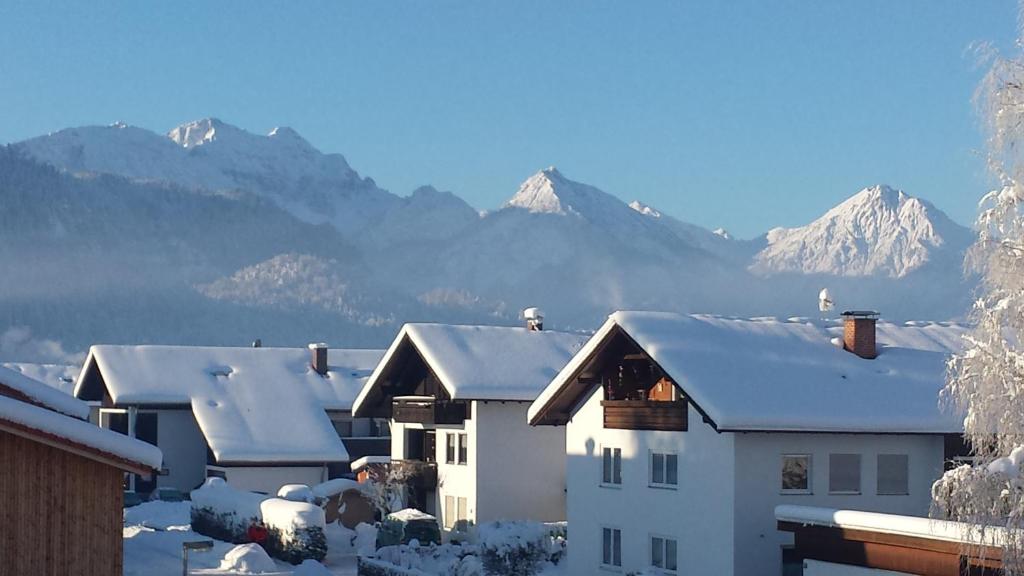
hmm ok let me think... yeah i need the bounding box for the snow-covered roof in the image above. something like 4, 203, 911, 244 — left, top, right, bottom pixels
350, 455, 390, 472
0, 364, 89, 419
77, 345, 384, 464
775, 505, 1006, 547
0, 394, 162, 472
353, 323, 588, 415
529, 311, 966, 433
2, 363, 79, 397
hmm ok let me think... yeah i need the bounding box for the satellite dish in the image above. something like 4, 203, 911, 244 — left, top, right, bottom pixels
818, 288, 834, 313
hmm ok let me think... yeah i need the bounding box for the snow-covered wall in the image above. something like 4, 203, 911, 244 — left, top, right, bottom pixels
564, 387, 735, 576
155, 409, 207, 492
207, 465, 328, 495
731, 433, 943, 575
474, 401, 565, 523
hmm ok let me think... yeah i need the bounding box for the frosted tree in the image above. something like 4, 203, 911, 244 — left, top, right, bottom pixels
363, 461, 417, 516
931, 15, 1024, 573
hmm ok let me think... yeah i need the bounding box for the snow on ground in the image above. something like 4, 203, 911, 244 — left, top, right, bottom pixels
123, 501, 357, 575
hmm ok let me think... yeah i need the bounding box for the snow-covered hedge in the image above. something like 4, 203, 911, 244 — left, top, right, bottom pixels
190, 477, 269, 543
361, 520, 566, 576
478, 521, 549, 576
261, 497, 328, 564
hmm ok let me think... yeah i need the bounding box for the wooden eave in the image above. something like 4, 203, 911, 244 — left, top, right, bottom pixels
0, 416, 155, 477
779, 520, 1003, 575
530, 323, 719, 431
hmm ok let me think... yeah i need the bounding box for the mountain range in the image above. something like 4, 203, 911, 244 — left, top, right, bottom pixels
0, 119, 977, 362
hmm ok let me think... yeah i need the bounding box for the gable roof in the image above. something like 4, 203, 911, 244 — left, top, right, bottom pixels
2, 363, 79, 397
0, 364, 89, 419
353, 323, 589, 416
529, 311, 966, 434
76, 345, 384, 464
0, 387, 161, 475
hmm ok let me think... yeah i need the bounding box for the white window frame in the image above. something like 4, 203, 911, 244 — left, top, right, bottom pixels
443, 495, 456, 529
600, 525, 622, 570
649, 450, 678, 489
876, 453, 910, 496
828, 453, 862, 495
445, 432, 457, 465
781, 454, 813, 495
649, 533, 678, 573
456, 432, 468, 465
601, 446, 623, 487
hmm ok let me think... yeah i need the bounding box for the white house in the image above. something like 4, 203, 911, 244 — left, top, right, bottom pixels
528, 311, 966, 576
74, 343, 386, 494
352, 320, 588, 531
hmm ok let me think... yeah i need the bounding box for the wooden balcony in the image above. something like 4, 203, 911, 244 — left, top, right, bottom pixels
601, 400, 687, 431
393, 397, 468, 425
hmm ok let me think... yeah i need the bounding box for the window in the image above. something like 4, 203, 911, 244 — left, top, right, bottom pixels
602, 447, 622, 485
446, 432, 468, 465
781, 455, 811, 493
444, 495, 469, 530
602, 527, 622, 568
877, 454, 909, 495
651, 535, 678, 572
650, 452, 678, 487
829, 453, 862, 494
444, 495, 455, 529
446, 433, 457, 464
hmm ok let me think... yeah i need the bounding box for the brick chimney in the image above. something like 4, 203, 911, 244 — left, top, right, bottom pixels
841, 311, 879, 359
523, 307, 544, 331
308, 343, 328, 375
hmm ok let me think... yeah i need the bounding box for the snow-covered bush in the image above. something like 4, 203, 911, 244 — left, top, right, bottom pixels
190, 477, 268, 543
279, 484, 316, 503
477, 521, 548, 576
261, 497, 328, 564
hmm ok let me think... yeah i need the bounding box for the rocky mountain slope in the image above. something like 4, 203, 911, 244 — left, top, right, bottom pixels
1, 119, 978, 360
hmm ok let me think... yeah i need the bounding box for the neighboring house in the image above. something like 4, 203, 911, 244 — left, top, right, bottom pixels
352, 319, 588, 531
0, 365, 162, 576
74, 343, 386, 494
528, 310, 966, 576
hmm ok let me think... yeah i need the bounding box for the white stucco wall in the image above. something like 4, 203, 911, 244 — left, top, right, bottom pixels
207, 465, 327, 495
732, 432, 945, 576
474, 401, 566, 523
435, 411, 476, 527
154, 409, 207, 492
564, 387, 736, 576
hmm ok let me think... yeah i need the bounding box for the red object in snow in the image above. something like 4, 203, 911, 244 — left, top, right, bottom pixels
247, 523, 268, 544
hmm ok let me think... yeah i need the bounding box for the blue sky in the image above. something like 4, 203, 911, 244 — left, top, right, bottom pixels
0, 1, 1016, 238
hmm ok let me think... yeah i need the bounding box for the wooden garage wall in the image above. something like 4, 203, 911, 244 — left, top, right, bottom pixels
0, 430, 124, 576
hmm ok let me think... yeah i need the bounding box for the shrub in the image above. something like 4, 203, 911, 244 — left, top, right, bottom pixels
477, 521, 548, 576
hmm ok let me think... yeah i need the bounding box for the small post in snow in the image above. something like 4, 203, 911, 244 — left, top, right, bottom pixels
182, 540, 214, 576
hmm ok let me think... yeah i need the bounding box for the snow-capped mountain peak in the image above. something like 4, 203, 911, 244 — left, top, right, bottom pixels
752, 184, 973, 278
504, 167, 572, 214
629, 200, 662, 218
503, 166, 629, 218
167, 117, 234, 148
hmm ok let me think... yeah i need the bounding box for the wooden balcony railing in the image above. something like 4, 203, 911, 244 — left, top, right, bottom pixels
393, 397, 468, 425
601, 399, 687, 431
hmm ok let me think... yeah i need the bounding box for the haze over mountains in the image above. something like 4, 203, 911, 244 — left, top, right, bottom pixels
0, 119, 976, 362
